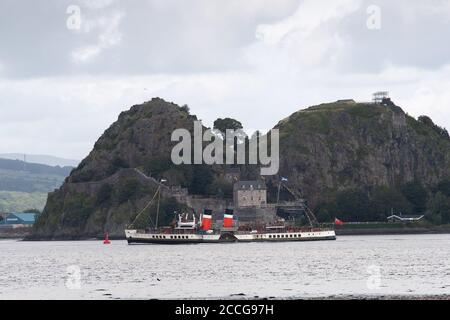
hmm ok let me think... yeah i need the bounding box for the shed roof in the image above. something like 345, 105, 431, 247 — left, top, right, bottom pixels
8, 213, 37, 222
387, 214, 424, 221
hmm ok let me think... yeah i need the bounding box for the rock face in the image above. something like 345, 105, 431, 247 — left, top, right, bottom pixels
30, 98, 450, 239
31, 98, 209, 239
271, 100, 450, 205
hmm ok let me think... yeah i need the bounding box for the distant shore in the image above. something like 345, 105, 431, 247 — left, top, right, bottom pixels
3, 224, 450, 241
335, 227, 450, 236
334, 223, 450, 236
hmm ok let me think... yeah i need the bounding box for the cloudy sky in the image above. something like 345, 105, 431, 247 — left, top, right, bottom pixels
1, 0, 450, 160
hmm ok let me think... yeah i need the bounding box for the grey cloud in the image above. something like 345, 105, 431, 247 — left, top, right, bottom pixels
0, 0, 449, 159
0, 0, 299, 78
335, 0, 450, 72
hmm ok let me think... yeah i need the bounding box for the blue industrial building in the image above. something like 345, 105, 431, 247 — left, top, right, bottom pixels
0, 213, 37, 226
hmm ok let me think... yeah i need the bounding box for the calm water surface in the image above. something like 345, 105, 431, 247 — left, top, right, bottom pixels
1, 234, 449, 299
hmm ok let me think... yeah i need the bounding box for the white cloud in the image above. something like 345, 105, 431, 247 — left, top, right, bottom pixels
81, 0, 117, 10
72, 11, 124, 63
255, 0, 361, 45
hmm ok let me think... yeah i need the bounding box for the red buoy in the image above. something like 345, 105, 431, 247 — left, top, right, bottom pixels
103, 232, 111, 244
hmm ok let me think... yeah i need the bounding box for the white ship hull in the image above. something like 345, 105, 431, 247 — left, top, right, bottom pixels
125, 229, 336, 244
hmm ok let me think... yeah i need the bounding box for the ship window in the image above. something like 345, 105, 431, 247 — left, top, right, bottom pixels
269, 235, 272, 238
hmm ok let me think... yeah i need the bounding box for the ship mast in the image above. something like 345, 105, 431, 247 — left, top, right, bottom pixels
127, 178, 166, 230
155, 186, 161, 229
154, 178, 166, 230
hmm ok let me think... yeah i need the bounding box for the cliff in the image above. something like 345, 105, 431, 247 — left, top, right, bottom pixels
271, 99, 450, 206
29, 98, 450, 239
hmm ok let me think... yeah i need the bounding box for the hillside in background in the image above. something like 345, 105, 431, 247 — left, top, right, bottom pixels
30, 98, 450, 239
0, 153, 79, 167
0, 158, 73, 212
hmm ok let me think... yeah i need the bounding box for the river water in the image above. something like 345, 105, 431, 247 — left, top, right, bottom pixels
1, 234, 449, 299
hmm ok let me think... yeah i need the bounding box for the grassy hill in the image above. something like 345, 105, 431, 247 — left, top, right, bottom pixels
0, 191, 48, 212
0, 158, 72, 212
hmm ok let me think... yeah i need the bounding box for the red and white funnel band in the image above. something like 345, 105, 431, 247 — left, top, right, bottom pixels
201, 209, 213, 231
223, 212, 233, 228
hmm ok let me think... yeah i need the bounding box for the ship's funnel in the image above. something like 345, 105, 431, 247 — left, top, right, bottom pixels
223, 209, 234, 228
201, 209, 212, 231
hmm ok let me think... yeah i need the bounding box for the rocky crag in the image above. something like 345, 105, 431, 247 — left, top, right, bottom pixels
30, 98, 450, 239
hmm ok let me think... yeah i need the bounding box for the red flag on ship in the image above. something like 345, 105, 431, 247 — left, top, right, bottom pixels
334, 218, 344, 225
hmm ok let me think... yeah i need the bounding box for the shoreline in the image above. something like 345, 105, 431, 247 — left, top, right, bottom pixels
6, 230, 450, 241
335, 227, 450, 236
3, 225, 450, 241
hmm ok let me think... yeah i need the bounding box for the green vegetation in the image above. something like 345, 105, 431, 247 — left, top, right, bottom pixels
401, 181, 428, 214
95, 184, 113, 205
213, 117, 243, 135
418, 115, 449, 140
116, 178, 148, 204
0, 169, 65, 193
345, 103, 385, 119
316, 180, 450, 224
0, 191, 47, 212
426, 192, 450, 224
61, 193, 94, 228
143, 156, 173, 178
